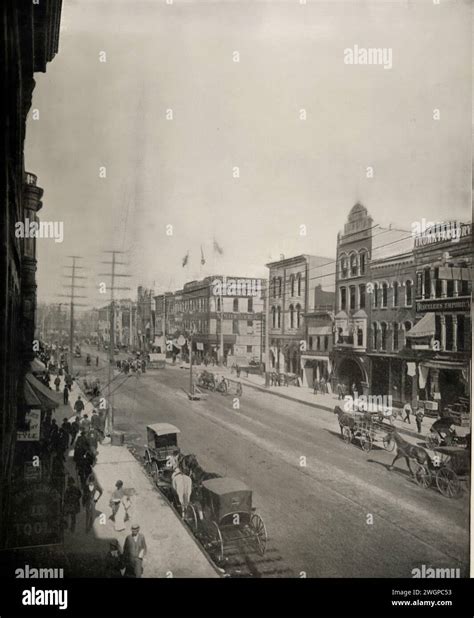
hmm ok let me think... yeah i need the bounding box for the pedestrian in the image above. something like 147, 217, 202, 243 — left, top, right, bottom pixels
74, 395, 85, 415
82, 471, 103, 533
74, 429, 89, 484
98, 410, 106, 441
63, 476, 81, 533
91, 409, 101, 433
336, 382, 344, 400
57, 419, 70, 459
415, 408, 424, 434
80, 414, 91, 433
403, 402, 412, 424
320, 377, 326, 394
109, 480, 131, 531
105, 539, 123, 577
69, 415, 81, 444
122, 524, 147, 578
54, 374, 61, 392
313, 378, 319, 395
86, 428, 99, 464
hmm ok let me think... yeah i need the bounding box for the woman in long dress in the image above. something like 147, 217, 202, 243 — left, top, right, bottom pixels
110, 480, 130, 531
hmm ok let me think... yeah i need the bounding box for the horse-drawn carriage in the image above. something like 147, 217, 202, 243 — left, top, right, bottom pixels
144, 423, 181, 489
412, 445, 471, 499
335, 406, 394, 453
196, 370, 243, 396
184, 477, 267, 563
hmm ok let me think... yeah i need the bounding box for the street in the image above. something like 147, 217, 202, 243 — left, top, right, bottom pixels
80, 353, 470, 578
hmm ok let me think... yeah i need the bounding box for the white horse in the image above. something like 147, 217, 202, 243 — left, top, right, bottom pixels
171, 468, 192, 518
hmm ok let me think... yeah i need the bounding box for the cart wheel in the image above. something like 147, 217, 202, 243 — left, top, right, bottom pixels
184, 504, 198, 532
383, 434, 395, 452
209, 522, 224, 564
236, 383, 243, 397
342, 426, 352, 444
413, 462, 432, 489
151, 461, 160, 486
360, 432, 372, 453
250, 513, 267, 556
436, 467, 462, 499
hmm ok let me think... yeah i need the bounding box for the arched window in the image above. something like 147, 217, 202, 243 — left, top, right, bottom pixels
272, 277, 277, 298
381, 283, 388, 308
296, 304, 302, 328
359, 250, 367, 275
290, 274, 295, 296
372, 323, 378, 349
393, 322, 399, 351
381, 323, 388, 350
373, 284, 379, 308
357, 327, 363, 346
272, 306, 276, 328
277, 306, 281, 328
393, 282, 399, 307
349, 285, 356, 310
405, 280, 413, 306
289, 304, 294, 328
340, 255, 348, 279
278, 277, 282, 297
350, 253, 358, 277
297, 274, 302, 296
340, 287, 347, 311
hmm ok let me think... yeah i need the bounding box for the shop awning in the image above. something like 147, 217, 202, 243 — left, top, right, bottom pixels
24, 373, 60, 409
30, 357, 46, 374
24, 379, 43, 406
406, 313, 435, 338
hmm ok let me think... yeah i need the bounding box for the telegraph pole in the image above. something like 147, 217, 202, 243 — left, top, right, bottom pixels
219, 277, 224, 366
99, 251, 130, 434
59, 256, 87, 374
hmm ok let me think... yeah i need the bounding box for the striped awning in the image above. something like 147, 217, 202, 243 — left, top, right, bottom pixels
406, 313, 435, 338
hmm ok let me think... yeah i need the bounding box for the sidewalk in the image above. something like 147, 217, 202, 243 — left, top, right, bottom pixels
51, 372, 219, 578
62, 443, 218, 578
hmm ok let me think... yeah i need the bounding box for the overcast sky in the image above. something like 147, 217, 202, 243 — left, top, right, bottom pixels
26, 0, 472, 307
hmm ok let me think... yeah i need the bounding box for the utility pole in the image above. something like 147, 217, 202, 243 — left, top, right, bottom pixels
58, 256, 87, 374
99, 251, 130, 435
265, 278, 270, 380
219, 277, 224, 366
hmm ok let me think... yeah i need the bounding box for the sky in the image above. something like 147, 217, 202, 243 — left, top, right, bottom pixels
25, 0, 472, 308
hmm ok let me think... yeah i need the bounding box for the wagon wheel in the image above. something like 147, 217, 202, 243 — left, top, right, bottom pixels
383, 434, 395, 452
342, 426, 352, 444
151, 461, 161, 486
209, 522, 224, 564
413, 462, 432, 489
360, 431, 372, 453
250, 513, 267, 556
143, 450, 153, 475
183, 504, 198, 532
236, 382, 243, 397
436, 467, 462, 499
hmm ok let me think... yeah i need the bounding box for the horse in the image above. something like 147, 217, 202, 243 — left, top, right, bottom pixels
386, 429, 431, 476
171, 467, 193, 518
177, 453, 221, 501
333, 405, 357, 437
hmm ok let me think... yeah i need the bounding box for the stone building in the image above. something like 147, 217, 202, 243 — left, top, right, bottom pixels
0, 1, 62, 547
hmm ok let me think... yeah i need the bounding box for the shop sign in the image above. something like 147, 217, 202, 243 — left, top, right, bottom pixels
416, 298, 470, 313
17, 409, 41, 442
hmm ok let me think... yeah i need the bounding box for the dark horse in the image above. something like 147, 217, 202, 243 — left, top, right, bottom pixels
386, 429, 431, 476
333, 405, 356, 437
178, 453, 221, 500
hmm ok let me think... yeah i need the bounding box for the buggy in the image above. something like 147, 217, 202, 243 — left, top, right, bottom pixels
144, 423, 181, 488
184, 477, 267, 563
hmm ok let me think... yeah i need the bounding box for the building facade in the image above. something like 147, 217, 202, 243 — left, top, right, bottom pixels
1, 0, 62, 547
98, 300, 136, 349
266, 254, 333, 376
301, 285, 335, 388
136, 286, 155, 351
155, 276, 265, 364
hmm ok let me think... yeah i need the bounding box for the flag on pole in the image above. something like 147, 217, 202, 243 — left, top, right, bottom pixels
182, 251, 189, 267
200, 246, 206, 265
213, 239, 223, 255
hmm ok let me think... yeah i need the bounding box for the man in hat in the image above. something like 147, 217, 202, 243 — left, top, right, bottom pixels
74, 395, 85, 415
122, 524, 147, 577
